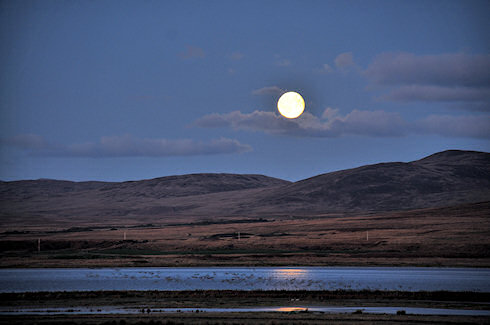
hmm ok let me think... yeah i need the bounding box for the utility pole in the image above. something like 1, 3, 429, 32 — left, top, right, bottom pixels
37, 238, 41, 252
366, 231, 369, 241
238, 232, 240, 240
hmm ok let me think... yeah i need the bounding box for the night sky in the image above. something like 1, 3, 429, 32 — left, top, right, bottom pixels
1, 0, 489, 182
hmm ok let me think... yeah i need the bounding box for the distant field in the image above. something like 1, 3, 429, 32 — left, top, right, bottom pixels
1, 201, 489, 267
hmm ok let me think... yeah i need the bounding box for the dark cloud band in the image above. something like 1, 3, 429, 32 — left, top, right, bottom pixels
1, 135, 251, 157
195, 109, 490, 139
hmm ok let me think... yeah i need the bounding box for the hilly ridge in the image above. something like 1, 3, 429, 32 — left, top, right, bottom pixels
1, 150, 489, 227
0, 173, 289, 199
254, 150, 490, 213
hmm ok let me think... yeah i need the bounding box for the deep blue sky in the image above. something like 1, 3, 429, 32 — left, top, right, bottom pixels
1, 0, 489, 182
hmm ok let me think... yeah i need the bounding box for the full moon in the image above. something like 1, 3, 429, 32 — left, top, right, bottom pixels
277, 91, 305, 119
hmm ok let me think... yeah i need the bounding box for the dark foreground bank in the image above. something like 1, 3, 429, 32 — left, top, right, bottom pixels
2, 312, 489, 325
1, 290, 489, 324
2, 290, 490, 307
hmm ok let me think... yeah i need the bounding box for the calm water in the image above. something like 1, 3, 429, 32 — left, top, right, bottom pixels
0, 267, 489, 292
1, 306, 490, 316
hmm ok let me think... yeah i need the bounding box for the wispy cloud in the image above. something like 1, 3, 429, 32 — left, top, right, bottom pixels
315, 53, 355, 74
195, 109, 408, 137
195, 109, 490, 139
274, 54, 291, 67
365, 53, 490, 87
229, 51, 244, 60
321, 107, 339, 119
275, 58, 291, 67
416, 114, 490, 138
365, 52, 490, 110
335, 52, 355, 68
251, 86, 284, 96
381, 85, 490, 103
179, 45, 205, 59
2, 135, 251, 157
315, 63, 333, 74
1, 134, 49, 150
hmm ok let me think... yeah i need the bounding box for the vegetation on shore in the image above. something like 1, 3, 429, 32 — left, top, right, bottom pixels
2, 290, 489, 309
2, 312, 489, 325
1, 290, 489, 325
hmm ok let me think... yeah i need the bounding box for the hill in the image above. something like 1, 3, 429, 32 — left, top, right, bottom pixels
253, 150, 490, 214
0, 174, 289, 227
0, 150, 489, 228
1, 150, 489, 268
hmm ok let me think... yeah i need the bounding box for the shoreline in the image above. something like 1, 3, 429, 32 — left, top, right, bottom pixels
2, 255, 489, 268
1, 263, 490, 268
2, 290, 489, 324
2, 290, 489, 308
2, 312, 489, 325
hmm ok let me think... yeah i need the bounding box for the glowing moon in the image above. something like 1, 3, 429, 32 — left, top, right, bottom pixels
277, 91, 305, 119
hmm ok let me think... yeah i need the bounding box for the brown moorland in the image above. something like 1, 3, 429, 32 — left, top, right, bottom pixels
0, 150, 489, 267
1, 201, 488, 267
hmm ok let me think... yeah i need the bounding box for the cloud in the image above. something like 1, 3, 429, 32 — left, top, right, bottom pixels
450, 102, 490, 112
1, 134, 49, 150
338, 109, 408, 137
316, 63, 333, 74
321, 107, 339, 119
195, 109, 490, 139
229, 52, 244, 60
381, 85, 490, 104
179, 45, 205, 59
335, 52, 354, 68
365, 53, 490, 87
2, 135, 251, 157
416, 115, 490, 138
276, 59, 291, 67
365, 52, 490, 109
251, 86, 284, 96
195, 109, 408, 137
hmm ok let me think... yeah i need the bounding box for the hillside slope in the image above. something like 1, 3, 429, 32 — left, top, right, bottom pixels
0, 174, 290, 225
254, 150, 490, 213
0, 150, 489, 227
